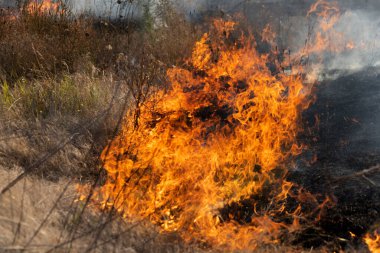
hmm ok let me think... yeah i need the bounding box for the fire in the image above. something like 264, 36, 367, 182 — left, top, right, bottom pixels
304, 0, 341, 55
87, 20, 316, 250
293, 0, 355, 83
77, 0, 366, 250
302, 0, 360, 57
26, 0, 60, 14
261, 24, 276, 47
346, 41, 355, 50
365, 230, 380, 253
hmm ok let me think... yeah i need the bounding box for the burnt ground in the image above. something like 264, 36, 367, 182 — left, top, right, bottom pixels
187, 65, 380, 251
291, 67, 380, 250
195, 67, 380, 251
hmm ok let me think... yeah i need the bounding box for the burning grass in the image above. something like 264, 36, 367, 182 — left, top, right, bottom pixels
77, 1, 380, 251
0, 0, 379, 252
79, 18, 333, 251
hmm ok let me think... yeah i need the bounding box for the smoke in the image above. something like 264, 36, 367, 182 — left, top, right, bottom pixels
323, 10, 380, 71
175, 0, 380, 153
153, 0, 380, 80
0, 0, 16, 8
2, 0, 378, 76
67, 0, 143, 18
290, 8, 380, 81
173, 0, 380, 78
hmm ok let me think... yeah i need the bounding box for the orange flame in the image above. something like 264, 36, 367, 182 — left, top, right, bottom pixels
290, 0, 357, 83
346, 41, 355, 50
82, 20, 318, 250
305, 0, 342, 55
26, 0, 60, 14
365, 230, 380, 253
77, 0, 362, 250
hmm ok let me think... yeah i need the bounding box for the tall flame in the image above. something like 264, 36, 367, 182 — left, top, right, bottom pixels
78, 0, 366, 250
91, 20, 315, 250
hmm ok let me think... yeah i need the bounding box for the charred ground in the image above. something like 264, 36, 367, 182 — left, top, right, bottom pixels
292, 67, 380, 249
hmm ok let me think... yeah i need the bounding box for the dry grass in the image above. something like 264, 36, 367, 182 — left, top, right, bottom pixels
0, 11, 130, 82
1, 163, 324, 252
0, 1, 198, 83
0, 2, 208, 252
0, 167, 75, 252
0, 70, 125, 180
0, 167, 313, 253
0, 167, 207, 253
0, 1, 196, 179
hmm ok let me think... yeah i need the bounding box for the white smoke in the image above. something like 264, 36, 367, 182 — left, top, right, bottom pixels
325, 10, 380, 71
172, 0, 380, 78
66, 0, 144, 18
5, 0, 377, 74
283, 8, 380, 80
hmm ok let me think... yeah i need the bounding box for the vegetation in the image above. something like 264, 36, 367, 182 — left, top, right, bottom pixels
1, 1, 375, 252
0, 1, 204, 252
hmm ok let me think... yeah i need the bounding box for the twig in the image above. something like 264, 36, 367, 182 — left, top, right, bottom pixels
332, 164, 380, 185
24, 180, 72, 248
44, 218, 142, 253
63, 91, 131, 253
0, 133, 80, 196
12, 178, 26, 245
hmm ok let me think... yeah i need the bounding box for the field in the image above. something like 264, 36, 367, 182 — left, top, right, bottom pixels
0, 1, 379, 252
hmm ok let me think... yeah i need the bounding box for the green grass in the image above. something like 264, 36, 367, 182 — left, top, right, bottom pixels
1, 74, 108, 118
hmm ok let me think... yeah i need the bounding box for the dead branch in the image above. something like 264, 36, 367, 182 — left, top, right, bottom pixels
332, 164, 380, 186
